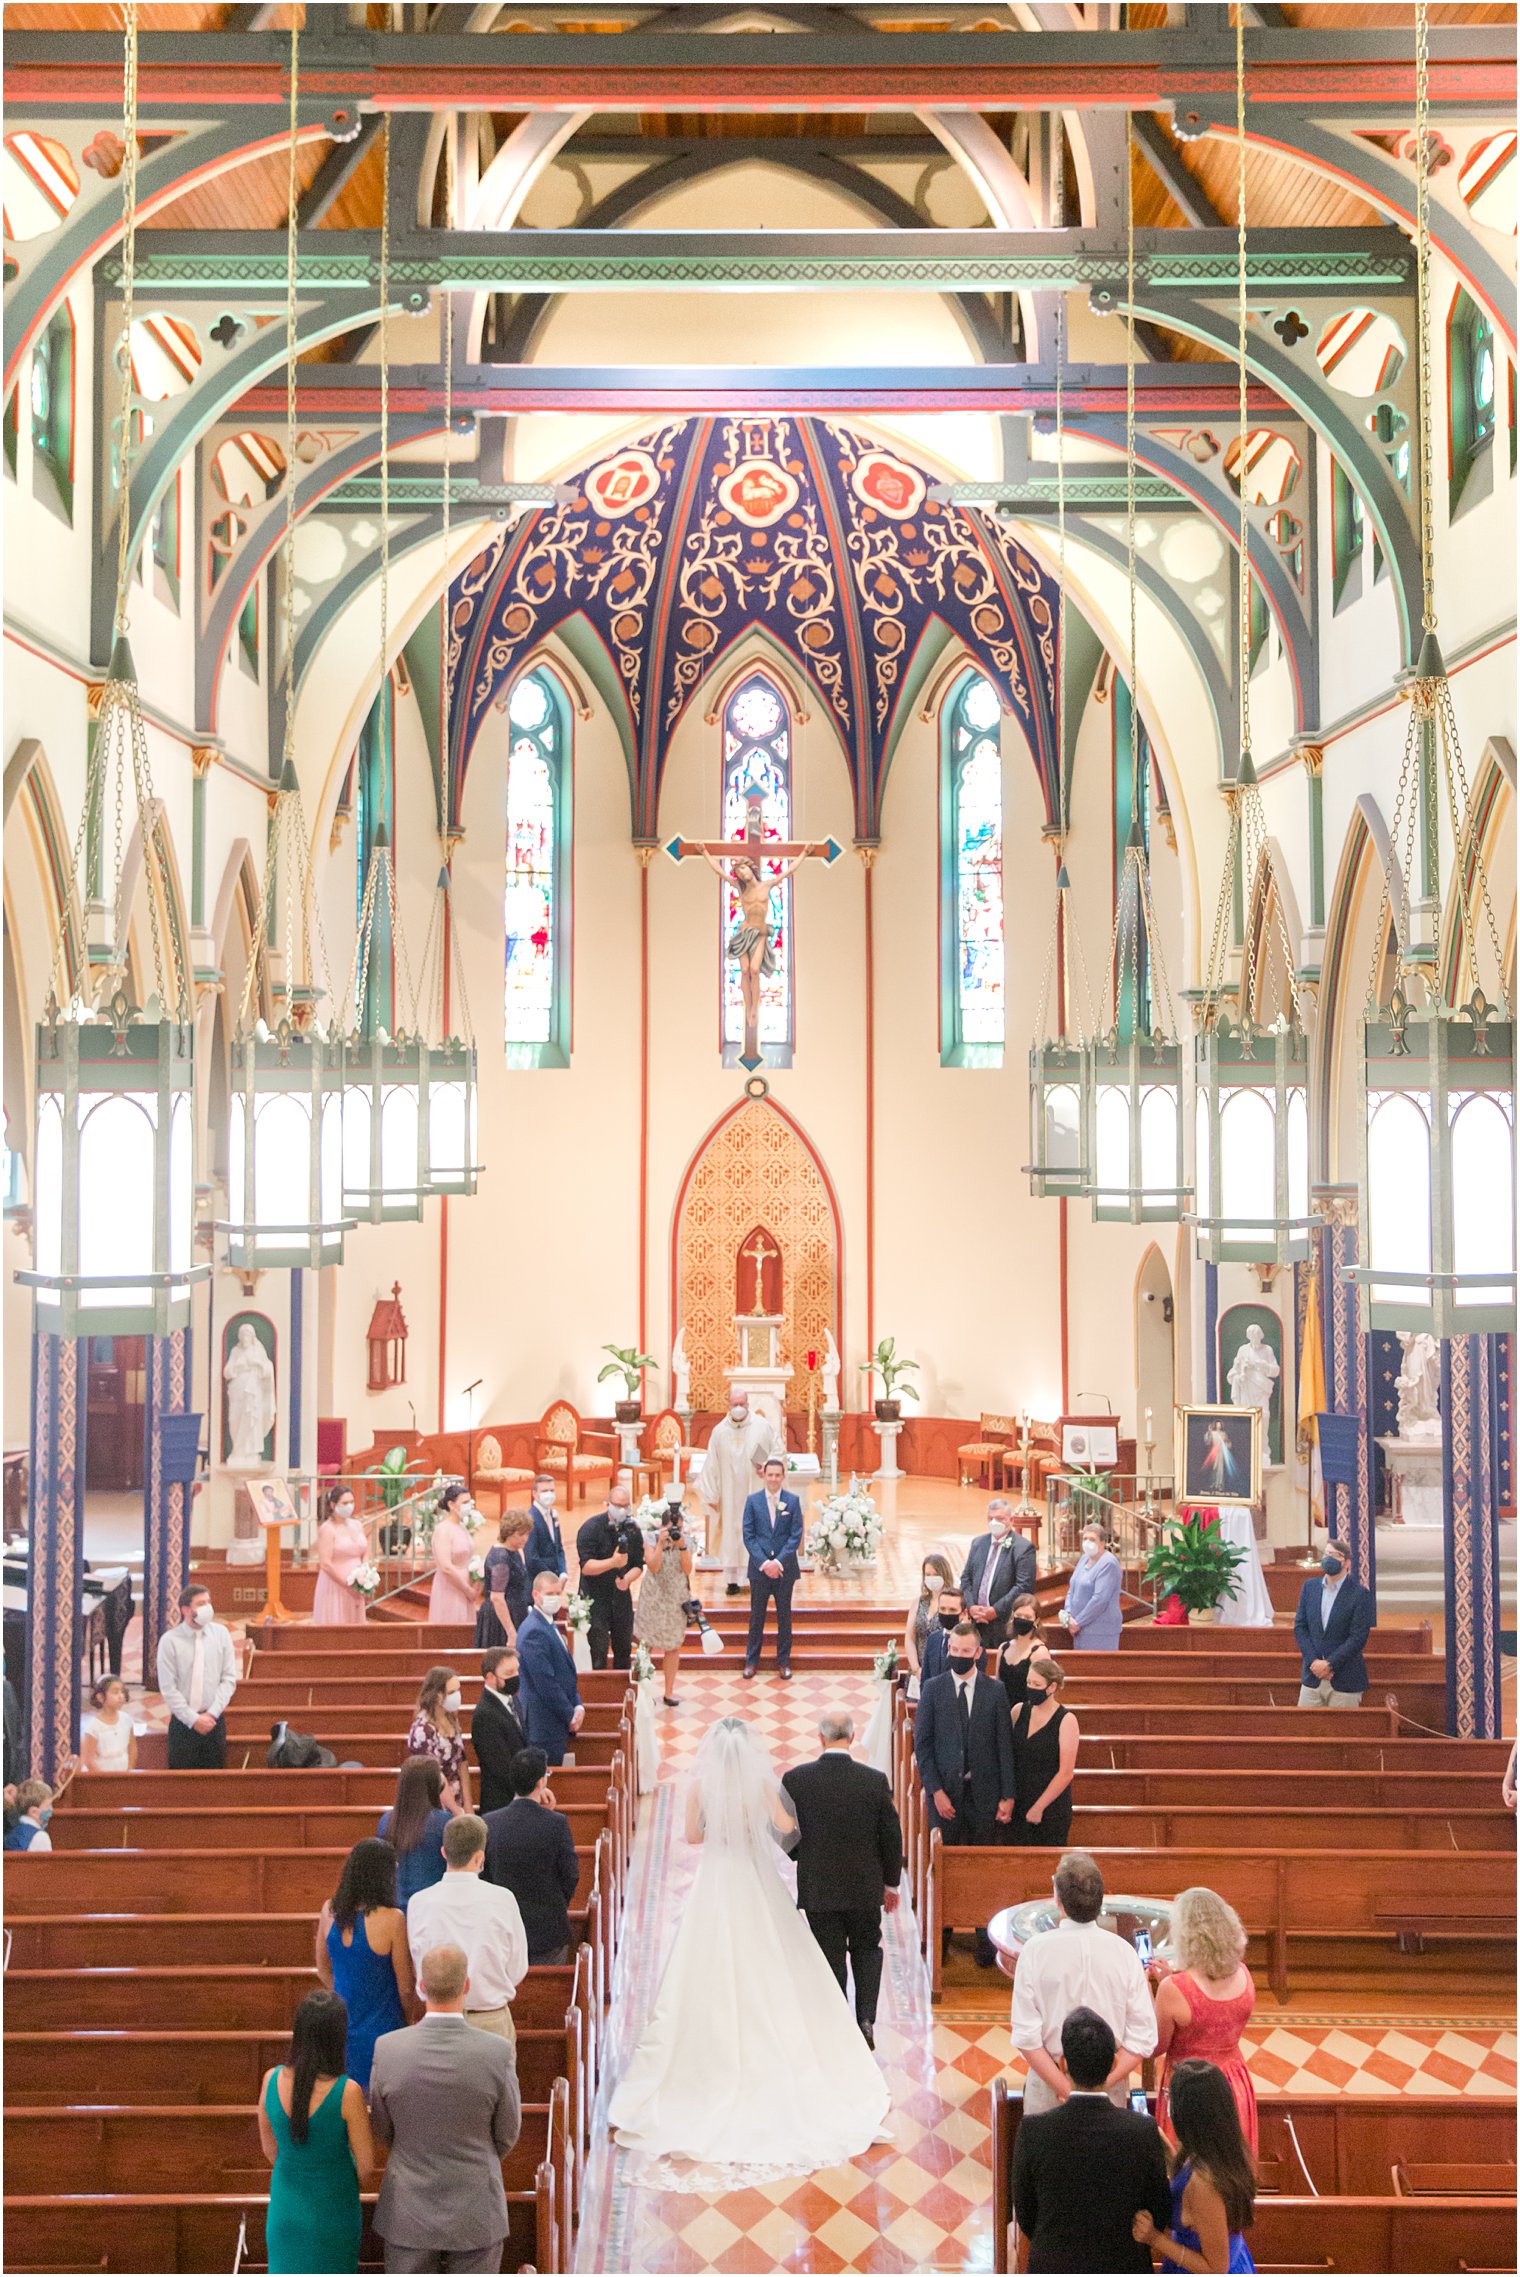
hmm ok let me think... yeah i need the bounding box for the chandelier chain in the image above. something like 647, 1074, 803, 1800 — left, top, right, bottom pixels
1234, 3, 1253, 762
1414, 0, 1436, 634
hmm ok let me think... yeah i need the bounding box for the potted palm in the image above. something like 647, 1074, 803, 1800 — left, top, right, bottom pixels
858, 1337, 920, 1423
597, 1344, 658, 1425
1142, 1514, 1248, 1625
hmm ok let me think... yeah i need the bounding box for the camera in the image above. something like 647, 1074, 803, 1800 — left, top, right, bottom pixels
682, 1596, 725, 1655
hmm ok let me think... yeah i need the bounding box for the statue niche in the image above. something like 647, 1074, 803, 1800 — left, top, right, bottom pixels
736, 1225, 784, 1320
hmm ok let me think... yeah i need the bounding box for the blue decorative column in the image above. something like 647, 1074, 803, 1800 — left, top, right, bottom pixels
1319, 1191, 1376, 1603
142, 1327, 193, 1677
24, 1332, 87, 1783
1441, 1334, 1503, 1739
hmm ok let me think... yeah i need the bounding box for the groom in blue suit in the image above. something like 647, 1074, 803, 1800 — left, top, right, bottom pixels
742, 1455, 803, 1681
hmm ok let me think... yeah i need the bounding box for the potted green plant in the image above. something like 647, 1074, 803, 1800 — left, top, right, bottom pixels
1142, 1515, 1248, 1624
597, 1344, 658, 1424
858, 1336, 920, 1423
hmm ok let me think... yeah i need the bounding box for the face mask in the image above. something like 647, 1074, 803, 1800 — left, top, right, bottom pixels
1083, 1540, 1103, 1559
1321, 1554, 1343, 1576
538, 1490, 555, 1509
987, 1520, 1006, 1538
35, 1805, 52, 1827
192, 1603, 214, 1628
502, 1674, 520, 1696
1026, 1689, 1048, 1707
729, 1408, 747, 1425
938, 1611, 960, 1630
1011, 1617, 1035, 1636
612, 1505, 631, 1520
949, 1654, 979, 1676
541, 1595, 564, 1617
443, 1690, 463, 1715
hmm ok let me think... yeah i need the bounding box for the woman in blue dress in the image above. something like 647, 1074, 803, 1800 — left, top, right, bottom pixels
1059, 1522, 1124, 1651
314, 1837, 414, 2094
1133, 2058, 1257, 2274
376, 1757, 452, 1909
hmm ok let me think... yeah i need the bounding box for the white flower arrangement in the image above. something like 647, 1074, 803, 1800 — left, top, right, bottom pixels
634, 1495, 667, 1535
351, 1562, 381, 1601
806, 1479, 883, 1573
872, 1639, 900, 1682
631, 1642, 657, 1685
467, 1553, 487, 1585
564, 1590, 593, 1636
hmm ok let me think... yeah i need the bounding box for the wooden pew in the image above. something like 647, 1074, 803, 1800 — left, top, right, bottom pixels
1073, 1621, 1435, 1657
174, 1723, 628, 1772
5, 1843, 598, 1918
49, 1801, 612, 1854
1042, 1803, 1508, 1852
989, 2081, 1517, 2274
64, 1764, 618, 1812
925, 1833, 1516, 2001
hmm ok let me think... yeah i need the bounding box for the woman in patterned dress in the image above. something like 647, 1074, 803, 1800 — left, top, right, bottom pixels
405, 1666, 470, 1811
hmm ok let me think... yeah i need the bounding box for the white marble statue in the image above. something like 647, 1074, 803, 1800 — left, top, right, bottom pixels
1227, 1323, 1279, 1446
694, 1392, 782, 1589
671, 1327, 691, 1412
224, 1323, 276, 1470
1395, 1331, 1441, 1440
822, 1329, 841, 1413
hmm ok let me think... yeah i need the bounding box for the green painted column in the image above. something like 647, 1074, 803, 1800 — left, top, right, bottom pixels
1304, 746, 1325, 930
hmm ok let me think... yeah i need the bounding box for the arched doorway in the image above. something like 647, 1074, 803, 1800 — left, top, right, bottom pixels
1135, 1244, 1175, 1485
671, 1097, 841, 1424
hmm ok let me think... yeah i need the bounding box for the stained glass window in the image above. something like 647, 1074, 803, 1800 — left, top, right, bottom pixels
941, 671, 1004, 1064
720, 672, 793, 1065
1449, 292, 1496, 513
504, 668, 569, 1065
29, 305, 72, 520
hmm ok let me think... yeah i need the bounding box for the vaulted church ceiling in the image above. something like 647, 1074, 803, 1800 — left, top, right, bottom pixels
446, 415, 1060, 842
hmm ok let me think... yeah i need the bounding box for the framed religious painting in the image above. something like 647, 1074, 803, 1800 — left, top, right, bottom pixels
1174, 1404, 1261, 1510
250, 1475, 299, 1530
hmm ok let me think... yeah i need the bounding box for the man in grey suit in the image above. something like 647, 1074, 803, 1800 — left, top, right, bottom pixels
369, 1943, 522, 2273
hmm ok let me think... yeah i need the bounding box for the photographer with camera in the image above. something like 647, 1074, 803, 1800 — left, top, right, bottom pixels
575, 1480, 646, 1671
634, 1491, 698, 1705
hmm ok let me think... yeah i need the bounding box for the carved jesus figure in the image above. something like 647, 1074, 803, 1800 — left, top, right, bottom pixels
701, 846, 810, 1048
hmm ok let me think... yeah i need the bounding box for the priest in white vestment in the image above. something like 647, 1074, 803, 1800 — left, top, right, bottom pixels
696, 1394, 783, 1592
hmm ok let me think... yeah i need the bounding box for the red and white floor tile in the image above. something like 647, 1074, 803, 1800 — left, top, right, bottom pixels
577, 1663, 1515, 2275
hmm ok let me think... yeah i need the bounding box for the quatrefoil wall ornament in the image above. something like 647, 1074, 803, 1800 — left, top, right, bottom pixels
1273, 310, 1310, 348
209, 312, 244, 352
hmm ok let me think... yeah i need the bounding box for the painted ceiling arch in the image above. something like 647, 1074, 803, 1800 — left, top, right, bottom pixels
446, 415, 1060, 843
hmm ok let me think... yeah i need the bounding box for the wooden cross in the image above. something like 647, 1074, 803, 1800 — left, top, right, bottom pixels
666, 788, 843, 1071
742, 1228, 780, 1315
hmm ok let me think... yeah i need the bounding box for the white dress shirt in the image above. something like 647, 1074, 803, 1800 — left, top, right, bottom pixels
1320, 1570, 1346, 1628
1008, 1916, 1158, 2062
407, 1868, 528, 2011
155, 1619, 238, 1729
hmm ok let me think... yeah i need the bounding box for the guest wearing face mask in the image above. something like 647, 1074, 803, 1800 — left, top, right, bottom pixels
918, 1585, 965, 1689
959, 1500, 1038, 1657
524, 1474, 568, 1589
995, 1593, 1046, 1711
1060, 1524, 1125, 1652
428, 1482, 479, 1628
903, 1553, 957, 1697
912, 1620, 1016, 1964
156, 1583, 237, 1768
576, 1481, 646, 1671
1293, 1537, 1373, 1708
1007, 1658, 1079, 1847
407, 1667, 471, 1811
4, 1778, 54, 1852
517, 1568, 584, 1767
471, 1647, 527, 1816
475, 1509, 532, 1652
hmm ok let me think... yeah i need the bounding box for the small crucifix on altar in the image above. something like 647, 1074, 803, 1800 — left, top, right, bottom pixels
742, 1228, 780, 1316
667, 787, 842, 1071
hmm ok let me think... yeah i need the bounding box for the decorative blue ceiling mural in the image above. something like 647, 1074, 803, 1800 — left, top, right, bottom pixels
447, 416, 1059, 842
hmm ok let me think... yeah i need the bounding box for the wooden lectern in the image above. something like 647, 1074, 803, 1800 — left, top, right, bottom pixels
255, 1492, 300, 1625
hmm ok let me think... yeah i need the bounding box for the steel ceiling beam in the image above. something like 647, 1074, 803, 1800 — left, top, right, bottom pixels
104, 225, 1413, 296
8, 24, 1509, 114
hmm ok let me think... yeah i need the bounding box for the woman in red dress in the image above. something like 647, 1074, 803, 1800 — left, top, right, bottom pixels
1154, 1885, 1258, 2155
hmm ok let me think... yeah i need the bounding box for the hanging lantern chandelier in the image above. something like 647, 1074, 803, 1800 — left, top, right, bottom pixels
221, 21, 352, 1272
23, 3, 207, 1338
1085, 138, 1188, 1227
1027, 243, 1097, 1200
1190, 17, 1311, 1268
1351, 0, 1514, 1335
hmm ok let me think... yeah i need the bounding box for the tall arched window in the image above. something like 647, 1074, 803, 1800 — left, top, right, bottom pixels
29, 302, 73, 521
720, 672, 794, 1066
940, 669, 1005, 1065
1449, 289, 1497, 514
505, 667, 570, 1067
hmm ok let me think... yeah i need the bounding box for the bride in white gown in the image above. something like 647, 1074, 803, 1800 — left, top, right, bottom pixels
608, 1716, 892, 2182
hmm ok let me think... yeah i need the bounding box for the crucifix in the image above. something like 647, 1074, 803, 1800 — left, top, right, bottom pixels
667, 788, 842, 1071
742, 1228, 780, 1316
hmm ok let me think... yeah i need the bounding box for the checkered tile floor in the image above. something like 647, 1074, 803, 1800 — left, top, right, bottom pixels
577, 1663, 1516, 2275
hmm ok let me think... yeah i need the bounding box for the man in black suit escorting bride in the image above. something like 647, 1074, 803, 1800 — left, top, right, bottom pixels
783, 1711, 905, 2048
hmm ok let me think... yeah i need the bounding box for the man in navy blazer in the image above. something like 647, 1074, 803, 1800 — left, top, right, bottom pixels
516, 1570, 583, 1763
523, 1475, 568, 1587
1293, 1536, 1374, 1706
742, 1454, 803, 1680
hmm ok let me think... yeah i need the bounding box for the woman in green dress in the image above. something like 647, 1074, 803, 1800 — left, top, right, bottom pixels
257, 1989, 375, 2273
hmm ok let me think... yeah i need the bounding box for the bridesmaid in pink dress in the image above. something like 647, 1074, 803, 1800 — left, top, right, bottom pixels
427, 1481, 479, 1627
311, 1483, 374, 1626
1154, 1885, 1259, 2154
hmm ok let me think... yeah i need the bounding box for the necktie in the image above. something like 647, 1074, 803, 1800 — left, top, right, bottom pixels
188, 1630, 205, 1715
986, 1541, 1004, 1602
957, 1679, 972, 1748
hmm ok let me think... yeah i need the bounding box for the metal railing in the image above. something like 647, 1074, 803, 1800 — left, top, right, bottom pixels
265, 1463, 458, 1611
1042, 1471, 1175, 1614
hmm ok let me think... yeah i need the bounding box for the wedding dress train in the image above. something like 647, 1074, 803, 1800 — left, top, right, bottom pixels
608, 1717, 891, 2183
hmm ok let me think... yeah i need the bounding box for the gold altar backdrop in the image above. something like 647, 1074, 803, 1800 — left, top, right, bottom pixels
674, 1100, 839, 1414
